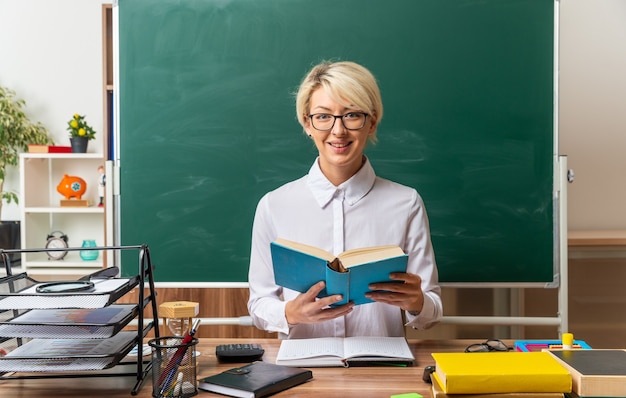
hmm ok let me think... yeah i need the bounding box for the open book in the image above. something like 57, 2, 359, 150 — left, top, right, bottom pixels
275, 336, 414, 367
270, 238, 407, 306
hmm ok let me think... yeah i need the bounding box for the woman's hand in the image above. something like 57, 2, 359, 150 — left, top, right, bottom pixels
366, 272, 424, 314
285, 281, 354, 325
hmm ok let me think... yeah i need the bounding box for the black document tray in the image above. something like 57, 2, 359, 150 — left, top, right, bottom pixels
0, 330, 138, 372
0, 304, 139, 339
0, 273, 139, 310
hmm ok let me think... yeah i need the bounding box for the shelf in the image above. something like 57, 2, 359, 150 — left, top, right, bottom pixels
23, 260, 103, 269
0, 331, 137, 372
0, 304, 138, 339
20, 153, 107, 274
24, 207, 104, 214
22, 153, 105, 160
5, 267, 102, 277
0, 274, 139, 310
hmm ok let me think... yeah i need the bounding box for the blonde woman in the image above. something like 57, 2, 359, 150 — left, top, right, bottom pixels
248, 61, 442, 339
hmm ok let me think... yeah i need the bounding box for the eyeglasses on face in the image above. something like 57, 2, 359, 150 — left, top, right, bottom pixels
308, 112, 368, 131
464, 339, 511, 353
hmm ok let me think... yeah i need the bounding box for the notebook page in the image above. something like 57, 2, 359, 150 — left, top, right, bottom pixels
277, 337, 345, 360
343, 336, 414, 359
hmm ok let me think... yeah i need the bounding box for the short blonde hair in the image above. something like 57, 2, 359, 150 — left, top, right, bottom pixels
295, 61, 383, 144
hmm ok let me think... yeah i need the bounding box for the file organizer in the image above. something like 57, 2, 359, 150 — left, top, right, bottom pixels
0, 245, 159, 395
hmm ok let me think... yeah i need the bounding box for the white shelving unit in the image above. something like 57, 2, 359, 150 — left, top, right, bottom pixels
19, 153, 106, 275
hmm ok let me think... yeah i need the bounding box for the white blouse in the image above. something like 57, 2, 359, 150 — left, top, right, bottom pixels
247, 157, 443, 338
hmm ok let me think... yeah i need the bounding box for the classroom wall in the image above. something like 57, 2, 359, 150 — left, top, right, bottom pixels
1, 0, 624, 230
559, 0, 626, 230
0, 0, 107, 221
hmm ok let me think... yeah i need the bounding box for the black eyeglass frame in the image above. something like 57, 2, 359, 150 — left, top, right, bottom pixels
464, 339, 512, 353
308, 112, 369, 131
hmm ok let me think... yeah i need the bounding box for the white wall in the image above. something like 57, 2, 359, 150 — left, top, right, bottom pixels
1, 0, 625, 231
559, 0, 626, 230
0, 0, 107, 221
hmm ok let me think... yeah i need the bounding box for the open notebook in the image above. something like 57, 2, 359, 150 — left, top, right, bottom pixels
275, 336, 414, 367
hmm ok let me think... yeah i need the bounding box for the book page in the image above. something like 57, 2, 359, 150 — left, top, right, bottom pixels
339, 246, 405, 268
343, 337, 414, 360
276, 337, 345, 360
274, 238, 335, 262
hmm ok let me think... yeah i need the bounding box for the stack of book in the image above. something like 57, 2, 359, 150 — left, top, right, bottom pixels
27, 144, 72, 153
430, 351, 572, 398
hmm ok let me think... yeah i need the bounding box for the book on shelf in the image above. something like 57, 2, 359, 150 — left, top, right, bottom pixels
514, 339, 592, 352
0, 278, 134, 310
431, 351, 572, 394
0, 330, 137, 372
431, 372, 565, 398
270, 238, 407, 306
275, 336, 414, 367
198, 361, 313, 398
0, 304, 137, 338
548, 349, 626, 397
27, 144, 72, 153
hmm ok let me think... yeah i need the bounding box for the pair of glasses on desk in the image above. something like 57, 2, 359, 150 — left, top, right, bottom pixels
465, 339, 512, 353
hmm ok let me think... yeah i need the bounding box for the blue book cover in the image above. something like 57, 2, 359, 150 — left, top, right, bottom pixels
270, 238, 408, 306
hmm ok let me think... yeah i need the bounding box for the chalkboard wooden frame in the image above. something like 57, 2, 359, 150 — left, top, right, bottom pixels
115, 0, 560, 287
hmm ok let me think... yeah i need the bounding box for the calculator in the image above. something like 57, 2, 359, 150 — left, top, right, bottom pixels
215, 343, 265, 363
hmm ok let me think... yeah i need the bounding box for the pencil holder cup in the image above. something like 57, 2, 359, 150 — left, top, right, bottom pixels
148, 336, 199, 398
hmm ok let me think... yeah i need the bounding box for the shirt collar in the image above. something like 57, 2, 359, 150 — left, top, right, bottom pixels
306, 156, 376, 208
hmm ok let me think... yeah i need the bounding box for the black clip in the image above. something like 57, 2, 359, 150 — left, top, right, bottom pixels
422, 365, 436, 383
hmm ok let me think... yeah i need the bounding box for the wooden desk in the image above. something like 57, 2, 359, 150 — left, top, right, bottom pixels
0, 338, 483, 397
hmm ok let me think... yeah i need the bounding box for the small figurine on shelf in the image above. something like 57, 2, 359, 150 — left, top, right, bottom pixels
98, 165, 105, 207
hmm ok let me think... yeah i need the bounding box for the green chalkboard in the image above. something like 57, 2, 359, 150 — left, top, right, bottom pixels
117, 0, 556, 283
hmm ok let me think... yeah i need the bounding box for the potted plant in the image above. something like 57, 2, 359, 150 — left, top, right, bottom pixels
67, 114, 96, 153
0, 86, 53, 219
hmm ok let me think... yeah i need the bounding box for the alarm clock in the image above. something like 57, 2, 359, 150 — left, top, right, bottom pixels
45, 231, 68, 260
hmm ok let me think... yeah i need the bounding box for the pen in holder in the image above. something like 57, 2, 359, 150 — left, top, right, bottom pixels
148, 320, 200, 398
